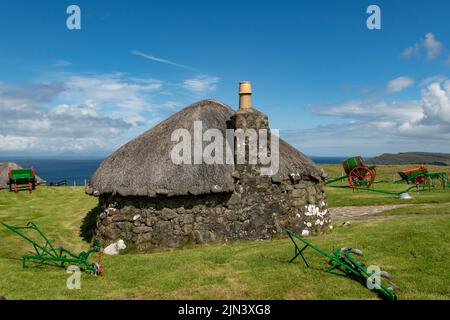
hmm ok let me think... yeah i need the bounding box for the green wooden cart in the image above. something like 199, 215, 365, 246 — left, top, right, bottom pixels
325, 156, 377, 188
397, 165, 448, 189
8, 168, 36, 193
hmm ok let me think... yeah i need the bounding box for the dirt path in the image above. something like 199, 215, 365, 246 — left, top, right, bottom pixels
328, 204, 409, 221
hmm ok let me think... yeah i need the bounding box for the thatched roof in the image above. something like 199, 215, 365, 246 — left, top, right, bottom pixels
277, 139, 324, 180
88, 100, 235, 197
0, 162, 44, 189
88, 100, 324, 197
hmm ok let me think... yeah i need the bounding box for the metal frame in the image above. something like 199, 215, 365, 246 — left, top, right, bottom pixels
283, 227, 398, 301
1, 221, 102, 276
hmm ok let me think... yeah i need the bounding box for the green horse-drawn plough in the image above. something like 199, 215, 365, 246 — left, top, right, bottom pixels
1, 221, 102, 276
283, 227, 398, 300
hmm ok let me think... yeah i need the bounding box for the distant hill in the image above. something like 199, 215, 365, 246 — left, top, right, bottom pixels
368, 152, 450, 166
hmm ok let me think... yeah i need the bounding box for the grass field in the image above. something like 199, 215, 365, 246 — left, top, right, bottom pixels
0, 164, 449, 300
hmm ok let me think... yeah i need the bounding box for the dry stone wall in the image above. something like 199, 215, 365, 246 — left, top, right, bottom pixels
94, 174, 330, 251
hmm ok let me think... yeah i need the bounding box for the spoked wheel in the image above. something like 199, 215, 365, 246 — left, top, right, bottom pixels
348, 166, 376, 188
413, 174, 429, 186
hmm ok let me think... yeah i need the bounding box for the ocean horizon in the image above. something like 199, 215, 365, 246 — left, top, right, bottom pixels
0, 156, 348, 186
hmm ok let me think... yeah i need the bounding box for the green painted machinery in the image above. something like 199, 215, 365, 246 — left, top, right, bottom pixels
283, 227, 398, 301
325, 156, 449, 197
397, 165, 429, 185
1, 221, 102, 276
8, 168, 36, 193
325, 156, 377, 189
396, 165, 448, 189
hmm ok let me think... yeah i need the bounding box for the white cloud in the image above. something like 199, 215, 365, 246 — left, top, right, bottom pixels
401, 32, 444, 60
131, 50, 196, 71
0, 135, 38, 151
420, 75, 448, 87
0, 134, 112, 154
54, 60, 72, 67
401, 44, 420, 59
53, 73, 164, 125
309, 99, 423, 124
0, 73, 182, 154
386, 76, 415, 93
182, 75, 219, 94
298, 77, 450, 155
421, 80, 450, 123
0, 93, 131, 140
423, 33, 443, 59
0, 68, 224, 155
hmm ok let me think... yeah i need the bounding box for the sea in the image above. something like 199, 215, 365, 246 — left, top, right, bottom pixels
0, 156, 346, 186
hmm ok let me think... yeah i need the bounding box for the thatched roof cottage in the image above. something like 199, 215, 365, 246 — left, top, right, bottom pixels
87, 82, 331, 250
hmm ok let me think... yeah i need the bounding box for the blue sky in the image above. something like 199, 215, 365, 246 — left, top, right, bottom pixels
1, 0, 450, 157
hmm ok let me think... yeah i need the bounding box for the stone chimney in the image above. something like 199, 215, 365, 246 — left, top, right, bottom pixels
235, 81, 269, 130
234, 81, 270, 173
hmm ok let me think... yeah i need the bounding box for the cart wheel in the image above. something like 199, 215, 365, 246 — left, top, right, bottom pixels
413, 174, 429, 186
348, 166, 376, 188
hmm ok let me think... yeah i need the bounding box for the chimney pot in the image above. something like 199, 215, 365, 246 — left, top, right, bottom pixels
239, 81, 252, 110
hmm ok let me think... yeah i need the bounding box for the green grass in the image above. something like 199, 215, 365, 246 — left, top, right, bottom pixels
378, 202, 450, 217
322, 164, 450, 207
1, 182, 450, 300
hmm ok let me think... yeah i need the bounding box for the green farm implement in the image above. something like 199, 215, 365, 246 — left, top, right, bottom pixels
325, 156, 448, 198
325, 156, 377, 189
8, 167, 36, 193
1, 221, 102, 276
283, 227, 398, 300
396, 165, 448, 189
